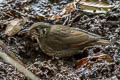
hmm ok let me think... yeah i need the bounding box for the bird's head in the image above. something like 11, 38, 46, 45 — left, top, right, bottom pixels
29, 22, 51, 38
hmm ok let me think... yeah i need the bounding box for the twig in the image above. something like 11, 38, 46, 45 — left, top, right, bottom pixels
0, 39, 24, 65
0, 50, 40, 80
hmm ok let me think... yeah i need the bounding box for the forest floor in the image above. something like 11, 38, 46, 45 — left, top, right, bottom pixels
0, 0, 120, 80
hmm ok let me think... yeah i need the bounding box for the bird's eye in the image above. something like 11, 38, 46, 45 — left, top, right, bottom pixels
42, 28, 47, 34
35, 28, 40, 34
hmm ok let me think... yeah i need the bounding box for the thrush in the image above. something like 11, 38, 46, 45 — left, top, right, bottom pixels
29, 22, 109, 57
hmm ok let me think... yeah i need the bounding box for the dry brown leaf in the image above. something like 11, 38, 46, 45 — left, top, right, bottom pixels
78, 0, 115, 13
4, 10, 18, 17
53, 15, 61, 19
75, 53, 114, 68
53, 0, 114, 19
60, 3, 75, 16
52, 2, 75, 19
75, 57, 89, 68
5, 18, 27, 36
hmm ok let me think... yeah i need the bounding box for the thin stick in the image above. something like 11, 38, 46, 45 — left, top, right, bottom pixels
0, 50, 40, 80
0, 40, 24, 65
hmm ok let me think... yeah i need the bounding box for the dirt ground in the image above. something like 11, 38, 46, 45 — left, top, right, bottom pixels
0, 0, 120, 80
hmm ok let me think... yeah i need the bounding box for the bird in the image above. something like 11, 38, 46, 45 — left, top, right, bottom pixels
29, 22, 109, 58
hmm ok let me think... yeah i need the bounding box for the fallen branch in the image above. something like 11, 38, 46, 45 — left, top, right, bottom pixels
0, 40, 24, 65
0, 50, 40, 80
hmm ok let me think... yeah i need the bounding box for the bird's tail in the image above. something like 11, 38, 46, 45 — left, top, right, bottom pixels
95, 39, 110, 45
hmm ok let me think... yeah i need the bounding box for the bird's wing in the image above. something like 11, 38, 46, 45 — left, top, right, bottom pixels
48, 25, 99, 48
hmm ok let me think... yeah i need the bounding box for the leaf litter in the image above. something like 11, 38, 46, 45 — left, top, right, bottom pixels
0, 0, 120, 80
